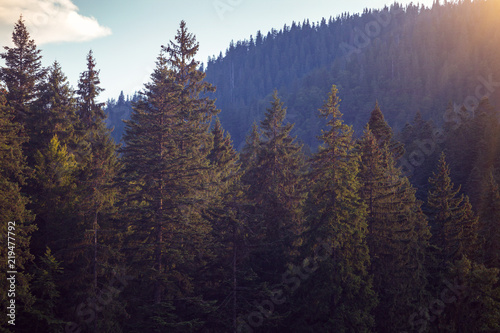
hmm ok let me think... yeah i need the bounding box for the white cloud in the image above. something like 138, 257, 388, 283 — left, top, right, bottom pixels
0, 0, 111, 45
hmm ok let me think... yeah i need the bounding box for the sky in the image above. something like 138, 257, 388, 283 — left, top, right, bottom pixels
0, 0, 435, 102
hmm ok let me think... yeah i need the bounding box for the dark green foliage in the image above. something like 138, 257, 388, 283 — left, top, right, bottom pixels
2, 7, 500, 333
292, 85, 376, 332
20, 248, 66, 332
203, 118, 246, 332
477, 172, 500, 270
0, 88, 36, 332
367, 102, 405, 159
0, 16, 45, 125
434, 257, 500, 332
426, 153, 479, 263
398, 112, 443, 200
239, 90, 307, 330
119, 21, 218, 331
358, 123, 431, 332
31, 61, 78, 152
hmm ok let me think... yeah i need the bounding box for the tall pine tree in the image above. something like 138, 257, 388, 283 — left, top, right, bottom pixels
0, 87, 36, 331
0, 16, 46, 153
239, 90, 306, 330
291, 85, 376, 332
56, 50, 121, 333
119, 21, 218, 332
367, 102, 404, 159
358, 125, 431, 332
426, 152, 479, 264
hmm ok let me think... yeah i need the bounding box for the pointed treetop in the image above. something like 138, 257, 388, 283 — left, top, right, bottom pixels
164, 20, 200, 71
316, 85, 353, 150
319, 84, 342, 119
10, 15, 31, 48
367, 101, 393, 142
260, 90, 293, 141
367, 101, 405, 159
413, 110, 423, 124
77, 50, 105, 130
428, 152, 461, 196
0, 15, 45, 114
118, 91, 125, 105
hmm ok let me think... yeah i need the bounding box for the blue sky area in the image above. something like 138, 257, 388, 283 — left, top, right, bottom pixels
0, 0, 435, 101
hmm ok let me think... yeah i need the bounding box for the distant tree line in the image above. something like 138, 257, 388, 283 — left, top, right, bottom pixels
203, 0, 500, 150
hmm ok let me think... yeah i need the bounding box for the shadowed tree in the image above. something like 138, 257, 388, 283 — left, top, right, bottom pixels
119, 21, 219, 332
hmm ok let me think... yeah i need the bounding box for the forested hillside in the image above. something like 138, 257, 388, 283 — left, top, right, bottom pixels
204, 0, 500, 149
1, 1, 500, 333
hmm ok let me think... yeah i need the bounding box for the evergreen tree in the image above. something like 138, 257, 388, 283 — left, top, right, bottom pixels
426, 153, 479, 264
239, 90, 306, 330
70, 50, 120, 332
292, 85, 376, 331
203, 118, 247, 331
31, 61, 78, 153
19, 248, 65, 332
464, 98, 500, 208
434, 257, 500, 332
77, 50, 106, 132
119, 21, 218, 332
31, 135, 78, 252
0, 16, 45, 126
0, 88, 36, 331
27, 61, 79, 258
358, 125, 431, 332
477, 171, 500, 269
367, 101, 405, 159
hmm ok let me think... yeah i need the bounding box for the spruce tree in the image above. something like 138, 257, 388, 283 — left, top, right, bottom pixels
30, 135, 78, 254
119, 21, 218, 332
292, 85, 376, 331
426, 152, 479, 263
0, 88, 36, 331
55, 51, 120, 332
436, 257, 500, 332
27, 61, 80, 258
358, 125, 431, 332
477, 171, 500, 269
0, 16, 46, 140
239, 90, 306, 330
31, 61, 78, 153
20, 248, 65, 332
203, 118, 247, 331
367, 101, 404, 159
77, 50, 106, 133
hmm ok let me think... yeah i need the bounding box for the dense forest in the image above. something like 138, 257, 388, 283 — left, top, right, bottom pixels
202, 0, 500, 149
1, 1, 500, 332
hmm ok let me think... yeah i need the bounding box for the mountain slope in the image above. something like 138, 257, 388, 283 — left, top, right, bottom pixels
204, 0, 500, 149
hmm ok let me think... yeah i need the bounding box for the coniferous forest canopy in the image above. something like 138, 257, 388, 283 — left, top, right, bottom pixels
1, 0, 500, 332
